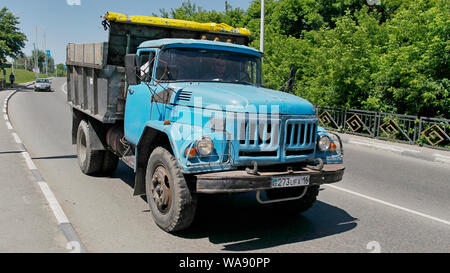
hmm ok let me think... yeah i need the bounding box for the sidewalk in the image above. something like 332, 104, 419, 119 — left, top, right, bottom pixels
337, 132, 450, 165
0, 89, 67, 252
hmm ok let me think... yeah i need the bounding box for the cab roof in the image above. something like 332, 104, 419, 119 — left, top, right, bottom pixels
138, 39, 262, 57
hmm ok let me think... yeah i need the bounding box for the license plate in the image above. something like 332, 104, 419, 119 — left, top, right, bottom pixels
272, 175, 310, 188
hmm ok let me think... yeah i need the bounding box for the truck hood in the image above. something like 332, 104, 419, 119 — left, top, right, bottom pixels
169, 82, 315, 115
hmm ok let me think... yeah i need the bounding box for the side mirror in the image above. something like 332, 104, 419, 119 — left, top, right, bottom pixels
125, 54, 141, 85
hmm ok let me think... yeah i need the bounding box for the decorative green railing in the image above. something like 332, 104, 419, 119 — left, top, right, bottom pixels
316, 106, 449, 151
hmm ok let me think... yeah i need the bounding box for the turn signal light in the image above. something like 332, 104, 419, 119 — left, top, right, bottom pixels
330, 142, 337, 151
164, 120, 171, 125
185, 148, 197, 158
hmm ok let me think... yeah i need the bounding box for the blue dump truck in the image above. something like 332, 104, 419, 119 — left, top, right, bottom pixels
66, 12, 345, 232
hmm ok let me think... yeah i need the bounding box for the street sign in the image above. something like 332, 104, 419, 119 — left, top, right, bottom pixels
1, 63, 12, 68
46, 50, 51, 57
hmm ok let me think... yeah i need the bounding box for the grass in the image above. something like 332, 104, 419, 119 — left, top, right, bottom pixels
2, 68, 50, 84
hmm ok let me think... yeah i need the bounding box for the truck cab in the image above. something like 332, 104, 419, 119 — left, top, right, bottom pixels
67, 12, 345, 232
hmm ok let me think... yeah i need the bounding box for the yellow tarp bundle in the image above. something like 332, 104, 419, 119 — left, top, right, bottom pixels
103, 12, 251, 36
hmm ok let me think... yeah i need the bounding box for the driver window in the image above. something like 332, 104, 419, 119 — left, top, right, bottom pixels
139, 51, 155, 82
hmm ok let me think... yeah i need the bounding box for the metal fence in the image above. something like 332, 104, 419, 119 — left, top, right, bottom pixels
316, 106, 450, 151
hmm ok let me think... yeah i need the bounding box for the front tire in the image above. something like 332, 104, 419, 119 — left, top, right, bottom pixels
145, 147, 197, 232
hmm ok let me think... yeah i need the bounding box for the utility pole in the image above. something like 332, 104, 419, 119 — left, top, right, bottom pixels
260, 0, 265, 53
34, 26, 38, 78
44, 32, 48, 76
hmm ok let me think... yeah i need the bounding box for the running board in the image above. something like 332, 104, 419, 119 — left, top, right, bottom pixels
122, 155, 135, 169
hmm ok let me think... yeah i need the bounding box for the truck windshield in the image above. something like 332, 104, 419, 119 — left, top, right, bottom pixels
155, 48, 261, 85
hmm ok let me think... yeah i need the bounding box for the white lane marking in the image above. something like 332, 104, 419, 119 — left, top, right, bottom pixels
37, 182, 70, 224
326, 184, 450, 226
12, 132, 22, 144
21, 152, 37, 170
62, 82, 67, 94
5, 88, 79, 248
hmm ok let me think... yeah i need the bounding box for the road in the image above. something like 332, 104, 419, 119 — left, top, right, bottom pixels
7, 77, 450, 253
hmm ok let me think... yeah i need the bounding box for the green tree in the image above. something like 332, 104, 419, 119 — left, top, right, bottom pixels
0, 7, 27, 65
156, 0, 246, 29
56, 63, 66, 77
30, 49, 55, 74
153, 0, 449, 118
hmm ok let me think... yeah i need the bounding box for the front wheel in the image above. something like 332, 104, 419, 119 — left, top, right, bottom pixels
145, 147, 197, 232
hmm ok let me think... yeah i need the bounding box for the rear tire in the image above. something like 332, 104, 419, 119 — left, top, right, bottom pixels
265, 185, 320, 214
145, 147, 197, 232
76, 120, 104, 175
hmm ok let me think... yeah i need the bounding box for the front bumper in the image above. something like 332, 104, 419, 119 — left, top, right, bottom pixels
36, 86, 50, 90
194, 164, 345, 193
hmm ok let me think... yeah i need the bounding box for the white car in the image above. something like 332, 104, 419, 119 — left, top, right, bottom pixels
34, 78, 51, 92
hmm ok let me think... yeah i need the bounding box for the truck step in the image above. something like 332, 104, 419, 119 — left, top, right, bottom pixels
122, 155, 135, 169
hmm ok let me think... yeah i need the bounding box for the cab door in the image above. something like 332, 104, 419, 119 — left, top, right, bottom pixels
124, 49, 157, 145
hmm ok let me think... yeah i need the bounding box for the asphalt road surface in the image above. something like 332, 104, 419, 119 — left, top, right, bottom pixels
7, 78, 450, 253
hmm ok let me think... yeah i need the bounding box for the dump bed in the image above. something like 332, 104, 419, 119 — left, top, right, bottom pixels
66, 42, 126, 123
66, 12, 251, 123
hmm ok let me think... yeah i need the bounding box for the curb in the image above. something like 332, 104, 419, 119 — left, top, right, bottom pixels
340, 136, 450, 165
3, 88, 87, 253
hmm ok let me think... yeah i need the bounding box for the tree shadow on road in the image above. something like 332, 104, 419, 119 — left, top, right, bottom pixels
176, 192, 358, 252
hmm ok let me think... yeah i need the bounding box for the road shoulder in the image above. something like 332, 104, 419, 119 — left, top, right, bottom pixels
0, 89, 68, 252
337, 132, 450, 165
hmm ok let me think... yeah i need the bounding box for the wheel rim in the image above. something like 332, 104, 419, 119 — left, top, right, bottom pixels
151, 165, 172, 214
79, 131, 87, 164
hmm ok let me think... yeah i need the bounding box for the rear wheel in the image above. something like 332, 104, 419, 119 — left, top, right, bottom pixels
76, 120, 104, 175
145, 147, 197, 232
265, 185, 320, 214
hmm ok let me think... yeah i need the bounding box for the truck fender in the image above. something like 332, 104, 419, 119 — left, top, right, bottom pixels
133, 125, 174, 196
72, 109, 107, 150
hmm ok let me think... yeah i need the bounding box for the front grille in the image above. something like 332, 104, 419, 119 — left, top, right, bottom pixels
238, 118, 280, 149
235, 115, 317, 160
285, 119, 317, 152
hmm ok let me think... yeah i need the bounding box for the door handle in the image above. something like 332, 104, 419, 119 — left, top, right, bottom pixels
128, 88, 134, 95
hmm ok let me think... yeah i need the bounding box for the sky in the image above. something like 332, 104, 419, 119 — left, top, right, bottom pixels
3, 0, 253, 65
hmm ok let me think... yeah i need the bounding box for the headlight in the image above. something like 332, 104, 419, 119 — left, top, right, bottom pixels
196, 137, 214, 156
318, 135, 331, 151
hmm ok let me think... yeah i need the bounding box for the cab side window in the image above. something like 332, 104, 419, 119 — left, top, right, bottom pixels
139, 51, 155, 82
